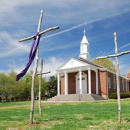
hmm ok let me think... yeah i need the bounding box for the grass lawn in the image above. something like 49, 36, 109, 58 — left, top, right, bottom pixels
0, 99, 130, 130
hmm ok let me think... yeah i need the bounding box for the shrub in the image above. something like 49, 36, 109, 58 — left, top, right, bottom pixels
109, 93, 117, 99
109, 92, 130, 99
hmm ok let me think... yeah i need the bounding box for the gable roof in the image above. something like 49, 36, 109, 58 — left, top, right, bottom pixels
57, 57, 88, 71
79, 57, 102, 68
56, 57, 102, 73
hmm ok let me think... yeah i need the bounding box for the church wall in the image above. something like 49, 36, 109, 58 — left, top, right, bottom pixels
98, 71, 108, 99
119, 77, 122, 92
108, 72, 117, 94
60, 69, 129, 98
119, 77, 127, 92
91, 71, 96, 93
124, 79, 127, 92
106, 72, 129, 98
68, 72, 77, 94
127, 72, 130, 79
108, 72, 129, 91
61, 76, 65, 94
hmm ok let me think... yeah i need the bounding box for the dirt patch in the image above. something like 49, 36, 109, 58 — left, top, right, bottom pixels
0, 104, 30, 110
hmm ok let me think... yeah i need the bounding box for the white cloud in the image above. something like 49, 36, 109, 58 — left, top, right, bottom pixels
42, 56, 64, 77
12, 56, 64, 80
0, 31, 30, 58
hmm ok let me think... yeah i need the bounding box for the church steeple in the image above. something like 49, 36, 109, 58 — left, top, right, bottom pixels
79, 30, 90, 60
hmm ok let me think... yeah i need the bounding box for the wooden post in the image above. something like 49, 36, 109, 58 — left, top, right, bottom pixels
35, 59, 50, 116
39, 59, 43, 116
113, 32, 121, 123
30, 10, 43, 124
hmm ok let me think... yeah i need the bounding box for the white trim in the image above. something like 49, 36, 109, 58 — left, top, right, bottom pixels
57, 57, 87, 70
57, 74, 60, 95
79, 70, 82, 94
64, 72, 68, 94
88, 69, 91, 94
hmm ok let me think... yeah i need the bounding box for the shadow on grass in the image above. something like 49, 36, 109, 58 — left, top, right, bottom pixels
83, 116, 92, 120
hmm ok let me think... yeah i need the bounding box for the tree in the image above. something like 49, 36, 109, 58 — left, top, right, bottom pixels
20, 71, 47, 100
46, 76, 57, 98
0, 73, 6, 95
92, 58, 116, 72
34, 76, 47, 99
0, 72, 10, 101
7, 69, 25, 101
20, 72, 32, 100
0, 69, 25, 101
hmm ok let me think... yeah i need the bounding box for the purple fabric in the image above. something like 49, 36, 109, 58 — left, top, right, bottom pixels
16, 33, 41, 81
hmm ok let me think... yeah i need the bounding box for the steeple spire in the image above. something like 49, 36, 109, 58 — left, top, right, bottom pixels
79, 30, 90, 60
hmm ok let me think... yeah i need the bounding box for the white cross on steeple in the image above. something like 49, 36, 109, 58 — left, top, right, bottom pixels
83, 29, 86, 35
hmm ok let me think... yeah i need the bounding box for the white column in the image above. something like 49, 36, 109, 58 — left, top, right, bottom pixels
64, 72, 68, 94
96, 70, 98, 94
79, 70, 82, 94
88, 68, 91, 94
57, 73, 60, 95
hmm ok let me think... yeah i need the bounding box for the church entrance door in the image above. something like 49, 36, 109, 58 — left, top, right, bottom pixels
76, 72, 87, 94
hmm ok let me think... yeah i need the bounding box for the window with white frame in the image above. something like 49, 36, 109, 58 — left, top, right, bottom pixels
122, 79, 124, 91
108, 77, 111, 88
113, 75, 116, 89
126, 80, 128, 91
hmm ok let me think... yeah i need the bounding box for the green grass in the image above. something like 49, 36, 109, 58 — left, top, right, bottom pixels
0, 99, 130, 130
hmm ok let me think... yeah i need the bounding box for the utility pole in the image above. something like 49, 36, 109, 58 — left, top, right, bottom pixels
96, 32, 130, 123
18, 10, 59, 124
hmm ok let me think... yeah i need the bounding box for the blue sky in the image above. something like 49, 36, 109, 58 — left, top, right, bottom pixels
0, 0, 130, 79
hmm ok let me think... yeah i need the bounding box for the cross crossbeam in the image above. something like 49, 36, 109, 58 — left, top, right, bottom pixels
19, 26, 59, 42
36, 71, 50, 76
96, 50, 130, 59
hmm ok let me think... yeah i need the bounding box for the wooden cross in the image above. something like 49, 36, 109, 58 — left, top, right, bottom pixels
36, 59, 50, 116
96, 32, 130, 123
18, 10, 59, 124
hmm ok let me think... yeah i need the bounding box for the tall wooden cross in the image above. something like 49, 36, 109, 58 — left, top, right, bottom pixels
96, 32, 130, 123
19, 10, 59, 124
36, 59, 50, 116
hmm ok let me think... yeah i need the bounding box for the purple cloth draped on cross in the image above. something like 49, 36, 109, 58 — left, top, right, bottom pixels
16, 33, 41, 81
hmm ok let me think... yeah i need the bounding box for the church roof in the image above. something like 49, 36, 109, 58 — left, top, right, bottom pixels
79, 57, 102, 68
56, 57, 102, 73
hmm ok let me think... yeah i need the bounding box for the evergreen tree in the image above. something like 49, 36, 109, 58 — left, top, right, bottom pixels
46, 76, 57, 98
